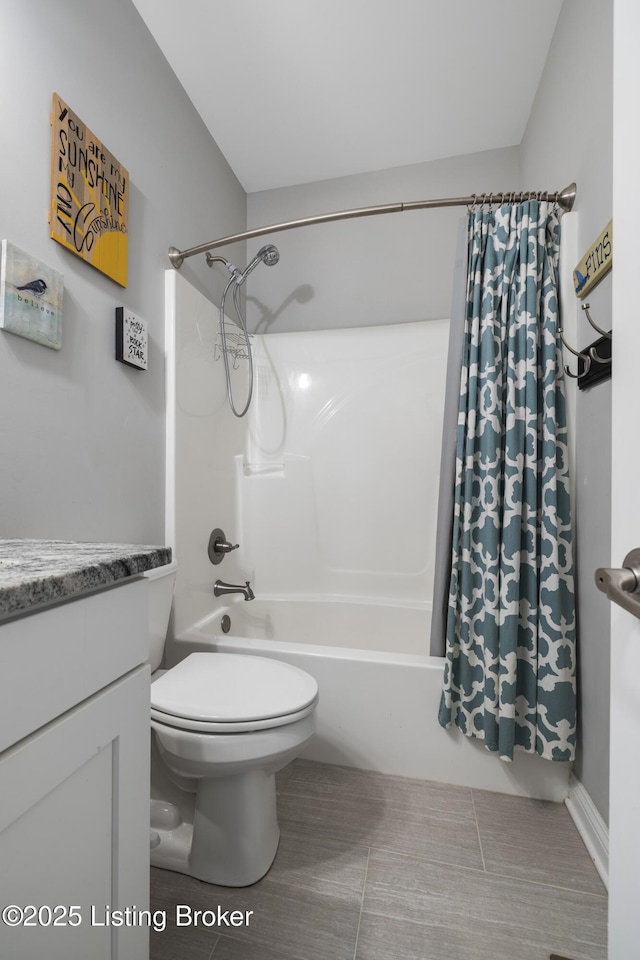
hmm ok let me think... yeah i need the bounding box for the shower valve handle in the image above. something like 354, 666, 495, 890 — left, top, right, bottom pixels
208, 528, 239, 565
216, 539, 239, 553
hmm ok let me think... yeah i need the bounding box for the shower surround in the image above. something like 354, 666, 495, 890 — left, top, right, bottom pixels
164, 270, 570, 800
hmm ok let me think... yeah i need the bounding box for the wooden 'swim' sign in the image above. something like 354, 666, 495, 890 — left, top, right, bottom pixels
49, 93, 128, 287
573, 219, 612, 299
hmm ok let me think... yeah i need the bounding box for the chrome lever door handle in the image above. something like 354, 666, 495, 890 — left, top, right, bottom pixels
595, 548, 640, 619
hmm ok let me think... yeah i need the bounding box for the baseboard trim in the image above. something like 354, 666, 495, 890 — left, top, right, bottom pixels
565, 773, 609, 890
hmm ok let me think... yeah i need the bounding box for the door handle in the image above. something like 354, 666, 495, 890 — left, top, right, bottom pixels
595, 548, 640, 619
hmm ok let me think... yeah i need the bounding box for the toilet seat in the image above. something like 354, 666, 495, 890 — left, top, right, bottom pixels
150, 701, 317, 733
150, 652, 319, 734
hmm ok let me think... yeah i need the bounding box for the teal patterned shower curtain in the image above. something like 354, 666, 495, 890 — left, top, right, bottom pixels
438, 201, 577, 762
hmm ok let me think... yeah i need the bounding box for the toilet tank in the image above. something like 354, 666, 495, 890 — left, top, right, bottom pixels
143, 561, 178, 672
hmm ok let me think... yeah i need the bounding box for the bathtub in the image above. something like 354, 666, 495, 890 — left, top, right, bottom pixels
167, 595, 571, 801
187, 594, 431, 656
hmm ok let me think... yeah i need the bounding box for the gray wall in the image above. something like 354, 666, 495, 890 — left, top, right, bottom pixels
521, 0, 613, 824
0, 0, 245, 544
246, 147, 520, 332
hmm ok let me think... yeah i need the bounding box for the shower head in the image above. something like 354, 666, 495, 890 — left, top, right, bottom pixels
259, 244, 280, 267
237, 244, 280, 284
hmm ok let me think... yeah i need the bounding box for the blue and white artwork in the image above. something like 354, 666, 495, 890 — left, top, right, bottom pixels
0, 240, 64, 350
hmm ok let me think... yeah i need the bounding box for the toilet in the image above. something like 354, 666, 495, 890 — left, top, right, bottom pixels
144, 562, 318, 887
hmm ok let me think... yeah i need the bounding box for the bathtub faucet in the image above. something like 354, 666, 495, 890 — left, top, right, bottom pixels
213, 579, 255, 601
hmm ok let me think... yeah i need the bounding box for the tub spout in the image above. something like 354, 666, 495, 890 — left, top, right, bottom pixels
214, 580, 255, 601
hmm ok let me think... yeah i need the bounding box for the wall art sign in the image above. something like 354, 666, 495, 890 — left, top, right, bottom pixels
50, 93, 129, 287
573, 219, 613, 298
0, 240, 64, 350
115, 307, 147, 370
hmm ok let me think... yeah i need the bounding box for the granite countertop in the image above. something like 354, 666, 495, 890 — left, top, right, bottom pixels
0, 539, 172, 619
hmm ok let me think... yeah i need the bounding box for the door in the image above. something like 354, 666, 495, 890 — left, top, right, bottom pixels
608, 3, 640, 955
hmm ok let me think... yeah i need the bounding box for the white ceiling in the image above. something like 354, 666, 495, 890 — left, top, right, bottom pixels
131, 0, 564, 194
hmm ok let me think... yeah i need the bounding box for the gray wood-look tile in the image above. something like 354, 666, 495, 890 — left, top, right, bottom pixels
213, 935, 306, 959
150, 865, 219, 917
150, 829, 367, 960
150, 866, 256, 952
215, 874, 361, 960
472, 788, 607, 896
150, 760, 609, 960
276, 761, 294, 795
355, 850, 608, 960
150, 915, 217, 960
264, 828, 369, 893
279, 760, 483, 870
285, 760, 474, 812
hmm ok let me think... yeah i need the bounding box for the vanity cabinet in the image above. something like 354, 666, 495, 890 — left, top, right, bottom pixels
0, 578, 152, 960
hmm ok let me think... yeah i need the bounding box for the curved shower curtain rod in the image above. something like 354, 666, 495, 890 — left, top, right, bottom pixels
168, 182, 576, 269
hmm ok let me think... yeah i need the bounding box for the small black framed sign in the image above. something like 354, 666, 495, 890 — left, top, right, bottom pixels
115, 306, 147, 370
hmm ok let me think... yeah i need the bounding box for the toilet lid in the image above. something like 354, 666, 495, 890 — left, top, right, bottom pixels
150, 652, 318, 724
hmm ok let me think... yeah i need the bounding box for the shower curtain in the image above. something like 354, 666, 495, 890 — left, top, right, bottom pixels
437, 201, 577, 762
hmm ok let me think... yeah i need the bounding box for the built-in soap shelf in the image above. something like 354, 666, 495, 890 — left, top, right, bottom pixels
242, 462, 286, 477
239, 453, 311, 478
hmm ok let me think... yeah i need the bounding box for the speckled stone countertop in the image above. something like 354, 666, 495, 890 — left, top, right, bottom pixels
0, 539, 172, 619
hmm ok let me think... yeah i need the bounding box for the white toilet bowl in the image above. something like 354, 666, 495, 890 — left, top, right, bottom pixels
144, 565, 318, 887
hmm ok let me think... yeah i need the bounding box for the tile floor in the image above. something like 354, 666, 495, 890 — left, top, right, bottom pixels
149, 759, 607, 960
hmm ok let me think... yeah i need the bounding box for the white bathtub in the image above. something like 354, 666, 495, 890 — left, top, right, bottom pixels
187, 594, 431, 656
168, 596, 571, 802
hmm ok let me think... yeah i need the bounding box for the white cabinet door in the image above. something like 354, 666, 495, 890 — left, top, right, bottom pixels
0, 665, 150, 960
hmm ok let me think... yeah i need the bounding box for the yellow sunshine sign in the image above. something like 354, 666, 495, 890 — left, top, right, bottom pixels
49, 94, 128, 287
